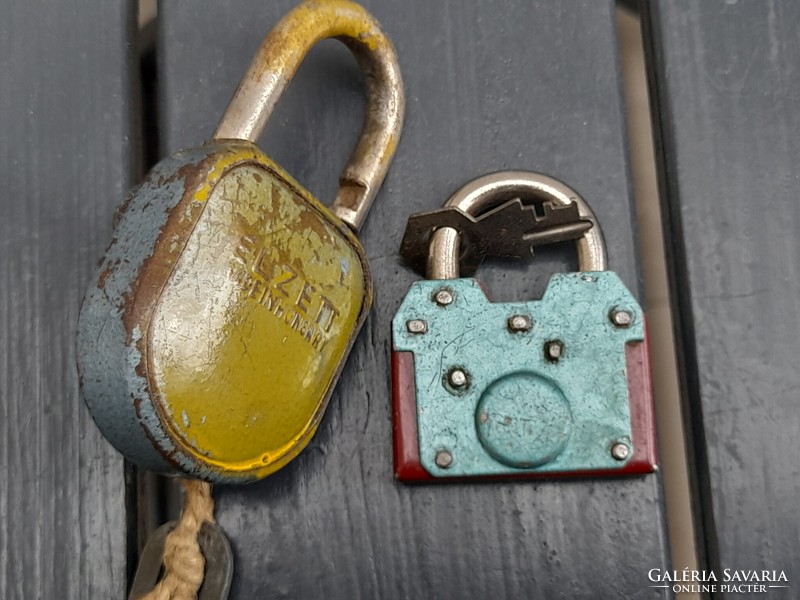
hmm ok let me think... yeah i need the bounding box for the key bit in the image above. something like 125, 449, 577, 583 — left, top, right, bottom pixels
400, 198, 593, 276
129, 521, 234, 600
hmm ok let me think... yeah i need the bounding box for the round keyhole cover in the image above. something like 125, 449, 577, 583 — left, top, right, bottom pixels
475, 371, 573, 468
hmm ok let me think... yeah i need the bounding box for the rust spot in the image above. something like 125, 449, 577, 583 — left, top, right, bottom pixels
113, 191, 136, 229
251, 29, 291, 79
174, 146, 235, 201
119, 149, 221, 346
133, 398, 184, 471
334, 181, 365, 210
97, 267, 113, 290
133, 397, 183, 468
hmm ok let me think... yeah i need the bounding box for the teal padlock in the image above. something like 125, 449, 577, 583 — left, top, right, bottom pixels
391, 172, 658, 481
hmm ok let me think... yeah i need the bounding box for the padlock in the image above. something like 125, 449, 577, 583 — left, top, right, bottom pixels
392, 172, 657, 481
77, 0, 404, 483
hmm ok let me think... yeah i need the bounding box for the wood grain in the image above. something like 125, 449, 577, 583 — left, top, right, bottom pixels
0, 1, 137, 597
644, 0, 800, 582
158, 1, 671, 596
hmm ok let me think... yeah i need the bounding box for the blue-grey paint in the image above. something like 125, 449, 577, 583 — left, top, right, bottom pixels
393, 272, 643, 477
77, 145, 225, 480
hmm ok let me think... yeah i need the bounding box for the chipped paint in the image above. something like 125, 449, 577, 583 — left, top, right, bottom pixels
150, 162, 368, 476
78, 140, 371, 483
392, 273, 643, 477
78, 0, 406, 483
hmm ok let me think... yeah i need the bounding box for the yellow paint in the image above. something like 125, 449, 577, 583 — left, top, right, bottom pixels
293, 1, 382, 51
263, 0, 386, 80
149, 151, 370, 479
191, 145, 264, 203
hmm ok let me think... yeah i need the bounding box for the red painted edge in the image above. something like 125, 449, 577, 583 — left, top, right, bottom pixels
391, 320, 658, 483
392, 350, 434, 481
621, 317, 660, 474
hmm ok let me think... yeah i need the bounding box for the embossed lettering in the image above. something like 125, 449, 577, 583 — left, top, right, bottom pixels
273, 265, 298, 298
316, 295, 340, 333
296, 282, 315, 315
233, 235, 344, 350
233, 235, 257, 266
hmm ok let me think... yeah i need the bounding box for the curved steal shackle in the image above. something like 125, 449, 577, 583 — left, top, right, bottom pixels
213, 0, 405, 232
427, 171, 608, 280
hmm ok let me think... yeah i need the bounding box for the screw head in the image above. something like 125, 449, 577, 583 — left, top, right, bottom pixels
611, 442, 630, 461
544, 340, 564, 362
406, 319, 428, 334
448, 368, 468, 388
434, 288, 454, 306
507, 314, 532, 332
610, 308, 633, 328
435, 449, 453, 469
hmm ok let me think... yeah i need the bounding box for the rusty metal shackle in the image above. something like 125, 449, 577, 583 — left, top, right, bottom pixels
214, 0, 405, 232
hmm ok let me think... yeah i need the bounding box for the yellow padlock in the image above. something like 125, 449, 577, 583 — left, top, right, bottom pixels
77, 0, 404, 482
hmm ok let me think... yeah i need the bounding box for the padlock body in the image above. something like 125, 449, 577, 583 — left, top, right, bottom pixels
391, 273, 657, 481
78, 140, 371, 482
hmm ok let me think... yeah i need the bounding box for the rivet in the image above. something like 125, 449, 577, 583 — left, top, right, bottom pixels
611, 442, 630, 461
448, 368, 468, 389
507, 314, 532, 333
544, 340, 564, 362
434, 288, 454, 306
435, 449, 453, 469
610, 309, 633, 328
406, 319, 428, 334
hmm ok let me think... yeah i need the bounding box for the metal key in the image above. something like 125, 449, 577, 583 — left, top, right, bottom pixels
128, 522, 234, 600
400, 196, 592, 276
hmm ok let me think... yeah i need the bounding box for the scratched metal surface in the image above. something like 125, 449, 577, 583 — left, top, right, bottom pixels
0, 1, 136, 597
159, 1, 671, 597
393, 274, 643, 477
643, 0, 800, 583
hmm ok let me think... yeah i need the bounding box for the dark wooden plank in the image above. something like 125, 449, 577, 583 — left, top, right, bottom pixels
643, 0, 800, 583
0, 1, 137, 597
159, 1, 671, 596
